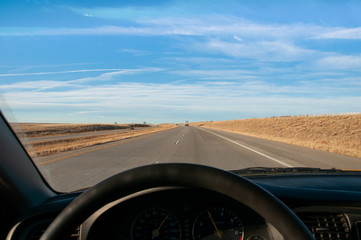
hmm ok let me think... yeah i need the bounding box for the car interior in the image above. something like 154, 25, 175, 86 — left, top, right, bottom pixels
1, 1, 361, 240
2, 110, 361, 240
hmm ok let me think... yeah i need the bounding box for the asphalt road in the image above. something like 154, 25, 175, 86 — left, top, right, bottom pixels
36, 126, 361, 192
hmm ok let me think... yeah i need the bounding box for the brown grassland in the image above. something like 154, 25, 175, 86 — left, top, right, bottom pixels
15, 123, 176, 157
193, 114, 361, 159
14, 123, 146, 137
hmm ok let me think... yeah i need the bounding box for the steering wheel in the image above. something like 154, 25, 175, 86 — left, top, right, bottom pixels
40, 163, 314, 240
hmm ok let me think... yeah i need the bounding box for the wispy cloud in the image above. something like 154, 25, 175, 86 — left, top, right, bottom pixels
233, 35, 243, 42
2, 3, 361, 123
1, 80, 78, 91
315, 55, 361, 70
83, 13, 93, 18
315, 27, 361, 39
0, 23, 314, 38
0, 67, 163, 79
198, 39, 315, 61
118, 49, 150, 56
0, 16, 337, 40
3, 79, 360, 123
0, 26, 160, 37
67, 6, 348, 41
0, 68, 164, 91
0, 68, 135, 77
68, 68, 164, 84
172, 69, 255, 80
1, 56, 360, 123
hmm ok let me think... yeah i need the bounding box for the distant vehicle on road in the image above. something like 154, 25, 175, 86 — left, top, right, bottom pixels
185, 120, 189, 126
130, 125, 135, 130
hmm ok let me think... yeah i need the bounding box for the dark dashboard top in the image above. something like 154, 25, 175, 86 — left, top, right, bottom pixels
7, 173, 361, 240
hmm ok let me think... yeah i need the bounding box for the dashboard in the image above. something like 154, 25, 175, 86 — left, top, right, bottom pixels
7, 174, 361, 240
82, 188, 270, 240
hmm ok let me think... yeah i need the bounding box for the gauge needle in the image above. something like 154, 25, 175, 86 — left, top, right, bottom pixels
152, 213, 169, 239
207, 210, 223, 240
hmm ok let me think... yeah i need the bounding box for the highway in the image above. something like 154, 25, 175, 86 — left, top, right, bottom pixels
36, 126, 361, 192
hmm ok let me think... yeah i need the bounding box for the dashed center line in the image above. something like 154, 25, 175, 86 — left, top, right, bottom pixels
175, 140, 180, 144
199, 128, 293, 167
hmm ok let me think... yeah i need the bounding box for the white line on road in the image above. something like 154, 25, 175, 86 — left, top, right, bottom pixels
199, 128, 293, 167
175, 140, 180, 144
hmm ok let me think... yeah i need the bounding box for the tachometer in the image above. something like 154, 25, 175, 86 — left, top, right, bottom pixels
193, 207, 244, 240
131, 207, 182, 240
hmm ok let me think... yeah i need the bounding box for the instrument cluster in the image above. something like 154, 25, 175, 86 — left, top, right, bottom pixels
83, 188, 270, 240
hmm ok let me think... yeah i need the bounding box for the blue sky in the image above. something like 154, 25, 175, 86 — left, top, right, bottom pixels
0, 0, 361, 123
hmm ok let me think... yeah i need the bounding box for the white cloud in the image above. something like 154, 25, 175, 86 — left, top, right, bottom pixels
0, 68, 134, 77
316, 55, 361, 70
0, 17, 331, 40
69, 67, 163, 84
3, 76, 361, 123
67, 5, 361, 42
0, 68, 164, 92
0, 26, 162, 37
0, 80, 79, 91
233, 35, 243, 41
315, 27, 361, 40
83, 13, 93, 17
69, 6, 326, 39
198, 39, 315, 61
119, 49, 149, 56
171, 69, 254, 80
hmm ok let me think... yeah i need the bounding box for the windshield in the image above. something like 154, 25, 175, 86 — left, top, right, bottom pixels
1, 0, 361, 192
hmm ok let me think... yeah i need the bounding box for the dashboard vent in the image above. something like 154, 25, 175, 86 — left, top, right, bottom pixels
298, 213, 351, 240
27, 223, 47, 240
27, 224, 79, 240
70, 227, 80, 240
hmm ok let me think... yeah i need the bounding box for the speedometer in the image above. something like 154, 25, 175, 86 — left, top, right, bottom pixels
131, 207, 182, 240
193, 207, 244, 240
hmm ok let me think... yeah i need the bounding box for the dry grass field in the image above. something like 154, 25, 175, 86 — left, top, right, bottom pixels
194, 114, 361, 159
14, 123, 176, 157
14, 123, 147, 137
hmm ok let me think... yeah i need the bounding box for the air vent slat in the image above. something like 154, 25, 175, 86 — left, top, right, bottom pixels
298, 213, 351, 240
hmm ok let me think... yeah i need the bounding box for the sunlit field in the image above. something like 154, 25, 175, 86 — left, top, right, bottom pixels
194, 114, 361, 159
12, 123, 176, 157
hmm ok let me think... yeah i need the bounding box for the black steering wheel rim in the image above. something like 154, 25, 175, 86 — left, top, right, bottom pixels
40, 163, 314, 240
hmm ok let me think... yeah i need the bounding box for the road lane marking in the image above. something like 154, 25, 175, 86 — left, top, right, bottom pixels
37, 129, 172, 166
175, 140, 180, 144
199, 128, 293, 167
